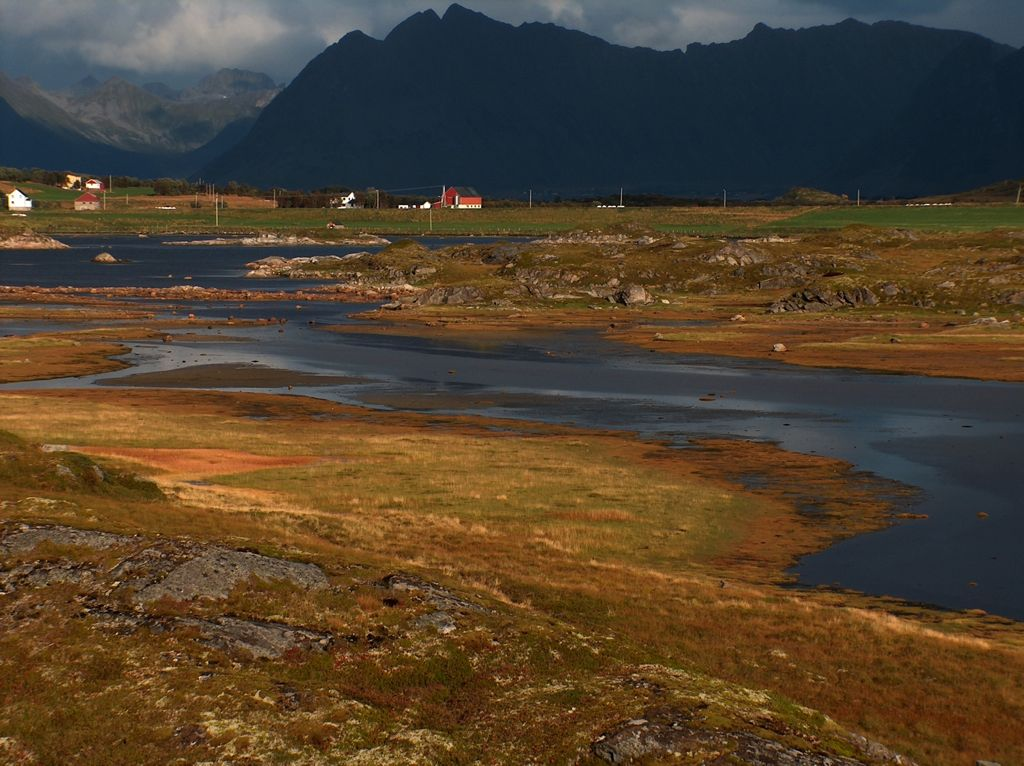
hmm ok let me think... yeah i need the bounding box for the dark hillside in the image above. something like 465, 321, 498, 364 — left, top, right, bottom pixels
203, 5, 1024, 197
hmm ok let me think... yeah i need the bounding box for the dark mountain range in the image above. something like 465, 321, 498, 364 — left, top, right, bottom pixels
181, 69, 279, 101
202, 4, 1024, 197
0, 69, 278, 176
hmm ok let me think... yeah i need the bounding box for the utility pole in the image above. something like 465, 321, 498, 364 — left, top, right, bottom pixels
857, 189, 861, 207
376, 188, 380, 210
429, 206, 433, 232
1016, 184, 1022, 207
272, 188, 277, 208
528, 189, 532, 209
215, 193, 219, 228
723, 189, 727, 208
619, 187, 624, 207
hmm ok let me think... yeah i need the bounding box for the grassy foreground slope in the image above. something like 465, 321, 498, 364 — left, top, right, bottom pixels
0, 386, 1021, 765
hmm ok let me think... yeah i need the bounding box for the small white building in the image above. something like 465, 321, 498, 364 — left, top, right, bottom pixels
331, 192, 357, 209
6, 189, 32, 211
84, 178, 105, 192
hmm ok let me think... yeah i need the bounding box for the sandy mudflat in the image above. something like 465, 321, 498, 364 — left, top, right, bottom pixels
101, 362, 365, 388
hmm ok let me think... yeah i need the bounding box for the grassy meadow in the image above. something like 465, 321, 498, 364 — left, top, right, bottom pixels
3, 194, 1024, 237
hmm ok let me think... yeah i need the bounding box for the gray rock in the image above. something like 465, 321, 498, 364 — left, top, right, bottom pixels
180, 615, 333, 659
92, 252, 118, 263
615, 285, 652, 306
0, 524, 129, 556
591, 716, 869, 765
90, 609, 332, 659
770, 285, 878, 313
702, 241, 767, 267
415, 610, 457, 634
414, 286, 483, 306
757, 276, 804, 290
0, 560, 97, 592
481, 244, 524, 265
377, 573, 485, 613
129, 547, 328, 603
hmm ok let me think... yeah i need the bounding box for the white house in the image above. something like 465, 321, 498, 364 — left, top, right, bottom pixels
6, 189, 32, 212
331, 192, 357, 209
84, 178, 105, 192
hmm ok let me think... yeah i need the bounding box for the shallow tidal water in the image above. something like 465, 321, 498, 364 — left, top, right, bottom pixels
2, 238, 1022, 619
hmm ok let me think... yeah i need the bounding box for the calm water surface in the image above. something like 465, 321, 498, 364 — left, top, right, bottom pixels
2, 239, 1022, 618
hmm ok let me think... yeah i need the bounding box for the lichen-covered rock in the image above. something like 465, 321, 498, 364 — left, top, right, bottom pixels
702, 241, 767, 267
414, 286, 483, 306
591, 716, 870, 765
770, 284, 878, 313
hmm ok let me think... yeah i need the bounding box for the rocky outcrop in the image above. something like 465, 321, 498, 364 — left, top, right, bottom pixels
413, 286, 483, 306
770, 284, 878, 313
590, 709, 912, 765
377, 572, 486, 634
702, 241, 767, 267
0, 523, 331, 659
92, 252, 119, 263
170, 233, 389, 247
244, 254, 364, 278
0, 231, 68, 250
614, 284, 653, 306
592, 719, 865, 764
88, 609, 333, 659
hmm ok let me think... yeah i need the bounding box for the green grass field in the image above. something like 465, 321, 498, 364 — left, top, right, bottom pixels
8, 183, 156, 203
4, 197, 1023, 237
774, 204, 1024, 232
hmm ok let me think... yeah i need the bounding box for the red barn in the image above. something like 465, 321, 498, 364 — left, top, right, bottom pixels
74, 192, 100, 211
437, 186, 483, 209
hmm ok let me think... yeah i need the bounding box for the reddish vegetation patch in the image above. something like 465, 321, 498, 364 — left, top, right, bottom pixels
74, 446, 319, 478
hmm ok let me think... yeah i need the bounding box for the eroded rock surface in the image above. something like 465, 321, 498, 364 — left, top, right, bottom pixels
593, 715, 871, 765
770, 285, 878, 313
0, 523, 332, 659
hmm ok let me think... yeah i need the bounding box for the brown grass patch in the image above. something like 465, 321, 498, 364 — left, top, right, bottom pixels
72, 446, 322, 479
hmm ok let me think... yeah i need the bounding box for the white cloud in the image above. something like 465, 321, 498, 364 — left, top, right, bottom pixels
535, 0, 585, 25
0, 0, 1020, 88
72, 0, 289, 73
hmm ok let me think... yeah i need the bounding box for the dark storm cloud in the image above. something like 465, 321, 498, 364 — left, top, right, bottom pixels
1, 1, 1021, 89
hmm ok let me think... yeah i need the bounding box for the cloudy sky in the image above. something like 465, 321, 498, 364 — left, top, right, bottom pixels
2, 0, 1022, 88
